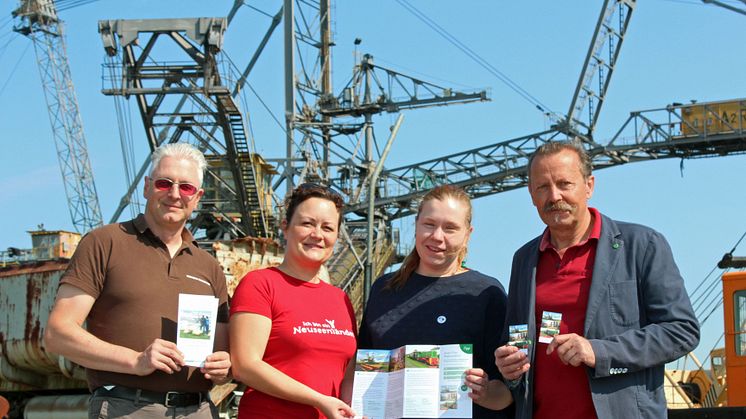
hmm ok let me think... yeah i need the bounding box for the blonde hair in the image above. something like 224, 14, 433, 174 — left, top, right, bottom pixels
386, 184, 472, 290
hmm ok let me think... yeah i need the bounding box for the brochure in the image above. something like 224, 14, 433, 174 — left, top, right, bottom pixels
539, 311, 562, 344
508, 324, 531, 354
351, 344, 472, 419
176, 293, 218, 367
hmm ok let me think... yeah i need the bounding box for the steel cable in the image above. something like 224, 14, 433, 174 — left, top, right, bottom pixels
395, 0, 558, 118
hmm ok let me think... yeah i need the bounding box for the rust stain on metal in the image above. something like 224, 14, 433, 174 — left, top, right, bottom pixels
215, 236, 282, 255
25, 278, 42, 342
213, 236, 284, 297
0, 260, 68, 277
0, 259, 87, 392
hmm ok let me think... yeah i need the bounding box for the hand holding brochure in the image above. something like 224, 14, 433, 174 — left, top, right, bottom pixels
176, 293, 218, 367
351, 344, 473, 419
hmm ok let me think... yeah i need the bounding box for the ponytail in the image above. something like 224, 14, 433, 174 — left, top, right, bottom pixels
458, 246, 468, 268
385, 248, 420, 290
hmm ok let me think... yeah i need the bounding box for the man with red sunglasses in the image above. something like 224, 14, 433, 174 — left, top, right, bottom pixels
45, 143, 231, 418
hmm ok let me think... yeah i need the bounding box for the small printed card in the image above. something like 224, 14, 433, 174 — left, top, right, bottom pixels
539, 311, 562, 344
176, 293, 218, 367
508, 324, 531, 354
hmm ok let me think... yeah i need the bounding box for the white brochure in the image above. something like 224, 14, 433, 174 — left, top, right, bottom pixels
352, 344, 472, 419
176, 293, 218, 367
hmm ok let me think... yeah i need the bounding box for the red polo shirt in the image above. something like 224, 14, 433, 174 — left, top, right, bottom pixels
533, 207, 601, 419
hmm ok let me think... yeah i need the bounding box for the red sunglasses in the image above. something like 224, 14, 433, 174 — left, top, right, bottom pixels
152, 178, 199, 196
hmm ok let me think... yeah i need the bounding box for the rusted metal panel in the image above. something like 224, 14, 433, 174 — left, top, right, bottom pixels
0, 237, 292, 402
0, 260, 86, 391
210, 382, 238, 406
213, 237, 283, 296
23, 394, 89, 419
28, 230, 81, 260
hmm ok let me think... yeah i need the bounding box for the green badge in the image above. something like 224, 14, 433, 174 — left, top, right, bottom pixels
612, 243, 620, 249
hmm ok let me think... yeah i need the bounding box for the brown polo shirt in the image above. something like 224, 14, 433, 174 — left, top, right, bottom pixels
60, 214, 229, 392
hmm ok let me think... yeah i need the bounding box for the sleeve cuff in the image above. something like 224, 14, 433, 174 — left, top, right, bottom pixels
505, 376, 523, 390
589, 339, 610, 378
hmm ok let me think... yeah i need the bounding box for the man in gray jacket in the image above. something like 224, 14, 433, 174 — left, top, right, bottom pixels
494, 141, 699, 419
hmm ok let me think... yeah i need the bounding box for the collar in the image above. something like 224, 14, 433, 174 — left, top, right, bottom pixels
132, 214, 197, 253
539, 207, 601, 252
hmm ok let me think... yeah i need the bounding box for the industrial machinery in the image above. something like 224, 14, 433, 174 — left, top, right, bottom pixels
721, 271, 746, 407
4, 0, 746, 417
680, 99, 746, 137
12, 0, 102, 234
666, 263, 746, 417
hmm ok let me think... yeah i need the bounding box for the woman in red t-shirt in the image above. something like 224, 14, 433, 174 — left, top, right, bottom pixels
230, 183, 357, 419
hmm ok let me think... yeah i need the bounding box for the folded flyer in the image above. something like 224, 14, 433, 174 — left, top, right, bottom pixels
351, 344, 472, 419
176, 293, 218, 367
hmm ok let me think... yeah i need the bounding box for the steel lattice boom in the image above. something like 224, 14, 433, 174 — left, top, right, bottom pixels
343, 99, 746, 220
13, 0, 103, 233
98, 17, 278, 241
563, 0, 635, 138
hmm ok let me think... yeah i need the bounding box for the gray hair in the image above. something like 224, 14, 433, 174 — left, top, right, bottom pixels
528, 140, 592, 180
149, 143, 208, 185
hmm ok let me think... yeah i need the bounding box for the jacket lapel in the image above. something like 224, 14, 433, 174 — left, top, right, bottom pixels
584, 214, 623, 336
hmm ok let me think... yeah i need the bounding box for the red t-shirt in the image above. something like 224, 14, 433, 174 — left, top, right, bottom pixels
230, 267, 357, 419
533, 208, 601, 419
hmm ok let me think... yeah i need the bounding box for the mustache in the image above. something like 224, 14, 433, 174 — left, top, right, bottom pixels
543, 202, 575, 212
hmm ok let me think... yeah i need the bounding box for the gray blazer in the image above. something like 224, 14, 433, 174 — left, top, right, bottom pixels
504, 213, 700, 419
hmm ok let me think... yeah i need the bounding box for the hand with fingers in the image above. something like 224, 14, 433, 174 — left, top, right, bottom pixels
465, 368, 489, 401
546, 333, 595, 367
495, 345, 531, 381
133, 338, 184, 376
202, 351, 232, 384
316, 395, 357, 419
464, 367, 514, 410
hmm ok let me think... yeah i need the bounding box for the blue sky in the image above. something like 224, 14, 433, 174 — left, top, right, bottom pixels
2, 0, 745, 362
